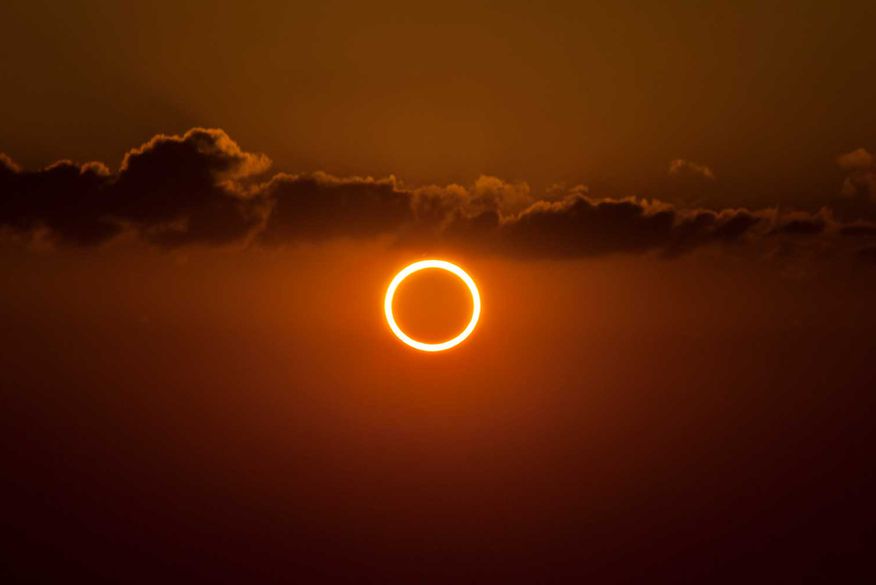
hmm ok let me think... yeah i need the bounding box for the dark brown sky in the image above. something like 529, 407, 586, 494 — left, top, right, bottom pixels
3, 0, 876, 204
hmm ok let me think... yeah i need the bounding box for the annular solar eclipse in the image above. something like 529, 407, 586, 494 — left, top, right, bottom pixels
384, 260, 481, 352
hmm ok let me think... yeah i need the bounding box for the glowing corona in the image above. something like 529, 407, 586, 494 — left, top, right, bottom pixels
384, 260, 481, 352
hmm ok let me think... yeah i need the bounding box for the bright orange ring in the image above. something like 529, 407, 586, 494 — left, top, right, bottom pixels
384, 259, 481, 352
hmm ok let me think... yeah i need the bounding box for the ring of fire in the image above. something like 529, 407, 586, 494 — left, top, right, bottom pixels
384, 259, 481, 352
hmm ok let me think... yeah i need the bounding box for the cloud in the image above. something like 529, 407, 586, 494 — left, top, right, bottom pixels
0, 156, 116, 246
768, 210, 828, 236
500, 196, 679, 257
113, 128, 272, 246
840, 222, 876, 237
259, 172, 411, 243
0, 153, 21, 174
662, 159, 723, 208
0, 128, 270, 246
837, 148, 874, 171
2, 129, 875, 263
834, 148, 876, 220
668, 159, 715, 180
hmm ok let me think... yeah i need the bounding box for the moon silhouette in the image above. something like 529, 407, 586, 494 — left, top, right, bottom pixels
384, 259, 481, 352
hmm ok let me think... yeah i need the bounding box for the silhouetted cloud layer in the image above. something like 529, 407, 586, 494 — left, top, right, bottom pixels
2, 129, 876, 260
0, 129, 268, 246
261, 172, 410, 244
834, 147, 876, 222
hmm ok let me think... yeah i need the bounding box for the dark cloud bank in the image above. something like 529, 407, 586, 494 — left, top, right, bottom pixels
2, 128, 875, 261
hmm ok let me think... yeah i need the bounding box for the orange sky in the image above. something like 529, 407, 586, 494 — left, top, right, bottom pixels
3, 240, 875, 580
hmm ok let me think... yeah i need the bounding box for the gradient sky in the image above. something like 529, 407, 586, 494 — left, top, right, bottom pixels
2, 1, 876, 582
3, 0, 876, 203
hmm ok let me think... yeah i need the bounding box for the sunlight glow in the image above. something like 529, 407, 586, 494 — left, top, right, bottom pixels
384, 259, 481, 352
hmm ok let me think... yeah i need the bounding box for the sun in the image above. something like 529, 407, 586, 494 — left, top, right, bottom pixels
384, 259, 481, 352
